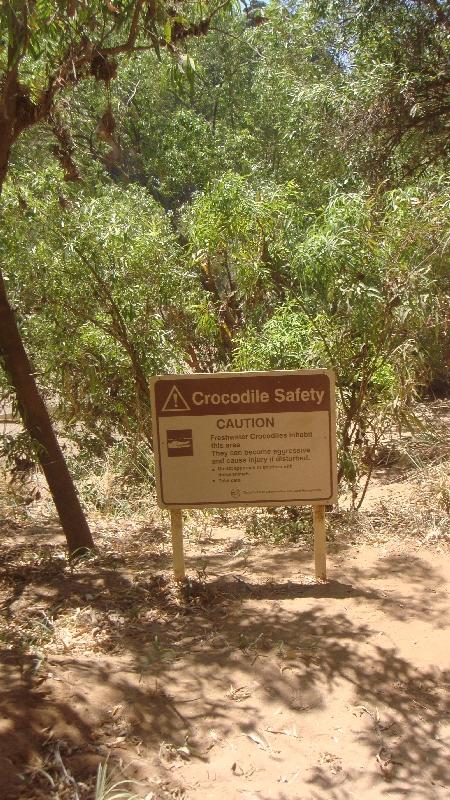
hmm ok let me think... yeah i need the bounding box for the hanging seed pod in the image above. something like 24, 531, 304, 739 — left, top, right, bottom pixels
90, 51, 118, 82
97, 105, 116, 141
51, 146, 81, 181
50, 116, 81, 182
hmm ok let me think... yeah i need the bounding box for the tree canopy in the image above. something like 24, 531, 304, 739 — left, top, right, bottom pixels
1, 0, 449, 522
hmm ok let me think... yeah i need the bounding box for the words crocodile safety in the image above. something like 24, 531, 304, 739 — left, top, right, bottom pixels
150, 369, 337, 509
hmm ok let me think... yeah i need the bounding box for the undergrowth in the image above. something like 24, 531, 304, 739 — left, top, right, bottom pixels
246, 506, 314, 545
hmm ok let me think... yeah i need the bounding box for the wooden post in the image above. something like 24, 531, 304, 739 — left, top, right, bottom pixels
170, 509, 185, 581
313, 505, 327, 581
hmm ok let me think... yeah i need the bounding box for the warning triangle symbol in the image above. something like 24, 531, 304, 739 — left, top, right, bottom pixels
161, 384, 191, 413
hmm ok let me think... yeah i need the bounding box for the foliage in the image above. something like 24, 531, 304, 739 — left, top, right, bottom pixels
2, 152, 202, 471
1, 0, 449, 501
234, 184, 450, 499
310, 0, 450, 179
246, 506, 313, 544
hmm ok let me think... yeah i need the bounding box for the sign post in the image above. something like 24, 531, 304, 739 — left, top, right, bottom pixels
151, 370, 337, 582
313, 505, 327, 580
170, 509, 185, 581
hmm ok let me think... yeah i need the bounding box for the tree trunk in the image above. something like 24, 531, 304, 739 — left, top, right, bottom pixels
1, 55, 94, 554
0, 272, 94, 554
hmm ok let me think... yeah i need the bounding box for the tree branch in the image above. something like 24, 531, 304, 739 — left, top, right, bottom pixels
102, 0, 145, 55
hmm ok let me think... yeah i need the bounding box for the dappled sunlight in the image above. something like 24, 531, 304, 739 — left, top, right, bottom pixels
1, 505, 449, 798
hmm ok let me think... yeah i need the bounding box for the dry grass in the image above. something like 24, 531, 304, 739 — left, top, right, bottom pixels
376, 399, 450, 471
365, 461, 450, 545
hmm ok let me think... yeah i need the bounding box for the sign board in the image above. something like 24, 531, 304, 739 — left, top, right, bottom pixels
150, 370, 337, 509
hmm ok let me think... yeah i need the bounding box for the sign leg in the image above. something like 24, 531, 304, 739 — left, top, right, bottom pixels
170, 509, 186, 581
313, 505, 327, 581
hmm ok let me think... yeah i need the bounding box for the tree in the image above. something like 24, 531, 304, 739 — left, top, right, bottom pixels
0, 0, 232, 553
310, 0, 450, 180
1, 174, 210, 447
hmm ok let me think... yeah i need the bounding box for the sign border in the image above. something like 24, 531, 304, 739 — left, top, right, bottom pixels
150, 369, 337, 509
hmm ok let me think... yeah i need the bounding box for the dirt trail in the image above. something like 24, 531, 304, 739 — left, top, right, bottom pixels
1, 506, 449, 800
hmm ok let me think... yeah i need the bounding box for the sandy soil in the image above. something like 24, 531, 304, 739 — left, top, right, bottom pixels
0, 513, 449, 800
0, 403, 449, 800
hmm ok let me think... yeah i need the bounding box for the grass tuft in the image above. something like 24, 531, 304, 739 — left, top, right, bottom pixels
94, 760, 143, 800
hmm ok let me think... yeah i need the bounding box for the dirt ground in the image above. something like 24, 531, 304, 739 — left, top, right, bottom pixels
1, 404, 449, 800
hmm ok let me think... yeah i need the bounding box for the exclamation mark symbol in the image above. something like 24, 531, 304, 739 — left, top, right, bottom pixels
161, 385, 191, 412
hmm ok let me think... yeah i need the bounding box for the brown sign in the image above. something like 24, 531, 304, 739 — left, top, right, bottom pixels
150, 370, 337, 509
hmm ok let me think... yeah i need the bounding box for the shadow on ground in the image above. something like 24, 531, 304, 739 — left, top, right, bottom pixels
0, 519, 449, 799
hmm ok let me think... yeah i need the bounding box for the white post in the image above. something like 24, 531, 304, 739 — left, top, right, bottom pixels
170, 509, 185, 581
313, 505, 327, 581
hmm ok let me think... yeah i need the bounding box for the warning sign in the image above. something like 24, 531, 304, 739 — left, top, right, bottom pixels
161, 385, 191, 412
150, 370, 337, 509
